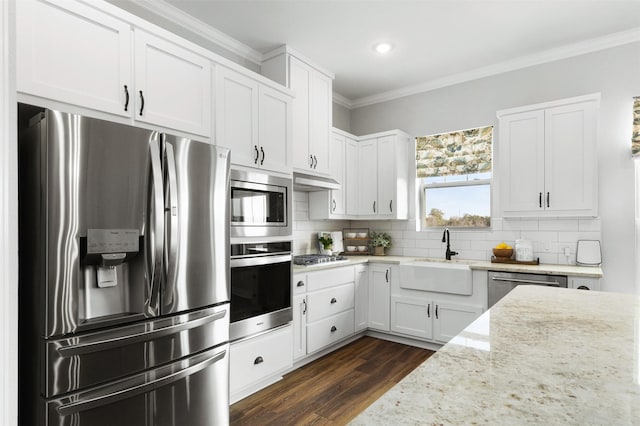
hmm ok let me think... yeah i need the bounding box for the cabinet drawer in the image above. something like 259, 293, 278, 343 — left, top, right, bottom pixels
293, 273, 307, 296
307, 266, 354, 292
230, 326, 293, 393
307, 283, 354, 322
307, 310, 355, 354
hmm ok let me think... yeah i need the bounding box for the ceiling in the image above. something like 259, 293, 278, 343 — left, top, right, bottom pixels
125, 1, 640, 107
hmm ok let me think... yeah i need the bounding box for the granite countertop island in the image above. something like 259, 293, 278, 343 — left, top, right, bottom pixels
350, 286, 640, 425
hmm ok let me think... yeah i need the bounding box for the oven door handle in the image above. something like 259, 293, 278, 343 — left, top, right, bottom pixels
230, 254, 292, 268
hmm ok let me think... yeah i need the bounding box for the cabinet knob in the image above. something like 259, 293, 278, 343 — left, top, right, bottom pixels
330, 297, 337, 304
254, 356, 264, 365
330, 325, 337, 332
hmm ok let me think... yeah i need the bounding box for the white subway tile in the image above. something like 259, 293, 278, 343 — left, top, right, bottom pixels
537, 253, 559, 264
502, 219, 539, 231
415, 239, 443, 249
579, 218, 602, 232
538, 219, 579, 231
521, 231, 558, 242
403, 247, 432, 257
557, 231, 601, 242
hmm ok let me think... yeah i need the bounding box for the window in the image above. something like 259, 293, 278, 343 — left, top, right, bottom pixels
416, 126, 493, 229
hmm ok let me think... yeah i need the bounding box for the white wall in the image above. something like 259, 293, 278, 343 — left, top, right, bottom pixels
348, 43, 640, 294
332, 101, 351, 133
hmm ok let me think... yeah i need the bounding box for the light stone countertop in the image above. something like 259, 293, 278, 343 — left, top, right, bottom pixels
293, 255, 602, 278
350, 286, 640, 425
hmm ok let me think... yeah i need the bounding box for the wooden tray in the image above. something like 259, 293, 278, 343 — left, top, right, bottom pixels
490, 256, 540, 265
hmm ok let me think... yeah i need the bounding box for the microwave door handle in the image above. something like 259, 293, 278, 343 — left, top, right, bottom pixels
147, 136, 164, 316
56, 348, 227, 416
163, 141, 179, 310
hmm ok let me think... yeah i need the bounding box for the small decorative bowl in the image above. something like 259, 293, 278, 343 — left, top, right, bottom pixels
357, 232, 368, 238
346, 246, 356, 252
357, 246, 367, 252
345, 232, 356, 239
492, 248, 513, 259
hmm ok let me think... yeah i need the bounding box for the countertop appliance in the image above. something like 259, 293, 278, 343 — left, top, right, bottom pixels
18, 106, 231, 426
488, 271, 568, 307
230, 241, 292, 341
230, 168, 292, 238
576, 240, 602, 266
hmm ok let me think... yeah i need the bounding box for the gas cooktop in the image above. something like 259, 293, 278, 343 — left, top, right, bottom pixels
293, 254, 349, 266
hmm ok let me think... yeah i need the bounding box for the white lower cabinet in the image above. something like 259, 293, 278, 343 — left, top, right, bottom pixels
292, 265, 363, 362
569, 276, 601, 291
390, 295, 482, 343
292, 294, 307, 361
307, 310, 355, 353
354, 265, 369, 332
368, 264, 392, 331
230, 325, 293, 401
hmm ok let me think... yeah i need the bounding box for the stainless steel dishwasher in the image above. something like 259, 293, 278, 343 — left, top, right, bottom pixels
488, 271, 568, 307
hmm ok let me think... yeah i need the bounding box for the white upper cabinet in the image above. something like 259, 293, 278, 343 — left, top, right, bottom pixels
498, 94, 599, 217
328, 132, 346, 215
215, 67, 259, 167
17, 0, 212, 137
308, 129, 349, 219
345, 137, 359, 216
262, 47, 334, 176
133, 30, 211, 136
357, 131, 411, 219
215, 66, 292, 172
17, 0, 132, 117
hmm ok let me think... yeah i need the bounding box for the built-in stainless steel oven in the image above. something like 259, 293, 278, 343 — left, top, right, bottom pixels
230, 169, 292, 238
230, 241, 292, 341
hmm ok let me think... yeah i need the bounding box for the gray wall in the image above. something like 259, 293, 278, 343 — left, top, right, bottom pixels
332, 101, 351, 133
349, 42, 640, 294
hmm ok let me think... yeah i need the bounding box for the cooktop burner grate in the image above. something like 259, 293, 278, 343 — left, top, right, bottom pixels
293, 254, 349, 266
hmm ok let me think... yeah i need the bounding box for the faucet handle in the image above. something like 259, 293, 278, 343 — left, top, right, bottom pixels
450, 250, 459, 257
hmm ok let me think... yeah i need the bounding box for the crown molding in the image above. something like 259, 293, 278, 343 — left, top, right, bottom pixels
344, 27, 640, 109
332, 92, 352, 109
132, 0, 263, 65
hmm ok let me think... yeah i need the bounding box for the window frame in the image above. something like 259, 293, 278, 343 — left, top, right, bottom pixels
419, 175, 493, 230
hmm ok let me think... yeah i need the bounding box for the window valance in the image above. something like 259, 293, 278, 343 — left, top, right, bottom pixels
416, 126, 492, 178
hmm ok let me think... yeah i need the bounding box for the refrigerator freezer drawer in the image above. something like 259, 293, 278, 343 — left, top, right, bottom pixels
43, 343, 230, 426
45, 304, 229, 398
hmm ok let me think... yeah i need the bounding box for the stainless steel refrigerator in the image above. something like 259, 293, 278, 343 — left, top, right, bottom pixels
18, 105, 231, 426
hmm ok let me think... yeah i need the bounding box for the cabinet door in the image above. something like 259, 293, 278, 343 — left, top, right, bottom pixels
354, 265, 369, 332
17, 0, 132, 117
368, 265, 390, 331
390, 295, 432, 339
432, 301, 483, 343
345, 137, 359, 215
259, 85, 292, 172
544, 101, 597, 215
377, 136, 396, 216
134, 30, 211, 136
499, 110, 545, 215
215, 66, 259, 167
358, 138, 378, 215
309, 72, 332, 175
329, 133, 346, 215
289, 57, 311, 170
292, 294, 307, 361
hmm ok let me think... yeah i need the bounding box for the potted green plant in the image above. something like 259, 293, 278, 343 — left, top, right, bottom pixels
318, 233, 333, 255
370, 232, 392, 256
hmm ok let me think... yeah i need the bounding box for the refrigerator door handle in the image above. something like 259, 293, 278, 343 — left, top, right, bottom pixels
147, 136, 164, 315
56, 347, 227, 417
163, 141, 179, 309
57, 309, 226, 357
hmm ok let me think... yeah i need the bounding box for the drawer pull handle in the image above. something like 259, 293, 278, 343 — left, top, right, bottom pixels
330, 326, 337, 332
296, 281, 305, 287
427, 303, 430, 318
330, 297, 337, 304
123, 85, 129, 111
254, 356, 264, 365
139, 90, 145, 116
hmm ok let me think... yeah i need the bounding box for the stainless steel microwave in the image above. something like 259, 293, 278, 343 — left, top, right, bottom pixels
230, 169, 292, 238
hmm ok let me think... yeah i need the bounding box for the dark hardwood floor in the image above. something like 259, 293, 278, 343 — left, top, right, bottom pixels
230, 336, 434, 425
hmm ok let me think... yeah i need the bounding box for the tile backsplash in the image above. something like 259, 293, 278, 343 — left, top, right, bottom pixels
293, 191, 602, 264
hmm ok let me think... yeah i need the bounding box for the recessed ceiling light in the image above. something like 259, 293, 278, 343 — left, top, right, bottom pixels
374, 42, 393, 54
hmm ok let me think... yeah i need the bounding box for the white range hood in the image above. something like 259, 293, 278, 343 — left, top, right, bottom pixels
293, 172, 341, 191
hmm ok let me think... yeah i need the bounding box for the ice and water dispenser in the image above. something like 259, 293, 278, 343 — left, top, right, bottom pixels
80, 229, 145, 325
